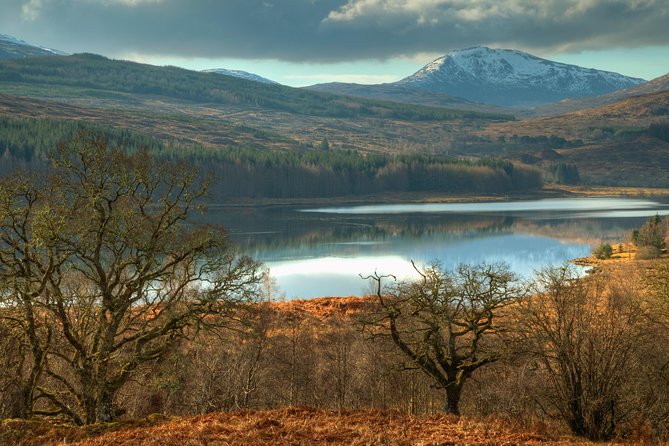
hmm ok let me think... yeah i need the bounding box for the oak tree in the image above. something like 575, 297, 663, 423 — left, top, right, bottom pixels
0, 135, 261, 424
366, 262, 522, 415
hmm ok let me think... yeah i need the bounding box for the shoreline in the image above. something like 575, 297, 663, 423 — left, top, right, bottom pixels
209, 184, 669, 208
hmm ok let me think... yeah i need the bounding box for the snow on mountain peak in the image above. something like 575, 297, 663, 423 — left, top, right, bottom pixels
397, 46, 646, 107
0, 33, 68, 57
0, 33, 30, 46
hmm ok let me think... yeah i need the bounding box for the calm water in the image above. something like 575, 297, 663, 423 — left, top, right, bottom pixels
210, 198, 669, 299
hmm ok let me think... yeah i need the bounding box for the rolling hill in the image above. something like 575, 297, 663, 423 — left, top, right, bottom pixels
0, 53, 509, 122
0, 52, 516, 167
479, 89, 669, 186
535, 72, 669, 116
304, 82, 509, 115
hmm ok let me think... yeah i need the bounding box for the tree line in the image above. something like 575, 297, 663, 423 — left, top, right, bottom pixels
0, 120, 544, 198
208, 149, 542, 198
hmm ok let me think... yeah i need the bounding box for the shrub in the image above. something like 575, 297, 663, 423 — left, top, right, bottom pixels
637, 246, 661, 260
592, 243, 613, 260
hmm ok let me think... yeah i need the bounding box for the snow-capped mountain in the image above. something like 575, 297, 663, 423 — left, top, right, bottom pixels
395, 47, 646, 107
202, 68, 278, 85
0, 33, 68, 59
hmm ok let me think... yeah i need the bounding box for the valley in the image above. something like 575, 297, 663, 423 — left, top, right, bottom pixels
0, 40, 667, 193
1, 29, 669, 445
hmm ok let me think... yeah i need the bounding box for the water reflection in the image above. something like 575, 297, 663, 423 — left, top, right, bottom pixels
303, 198, 667, 216
208, 197, 669, 299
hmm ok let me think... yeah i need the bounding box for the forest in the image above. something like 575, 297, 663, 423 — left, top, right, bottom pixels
1, 137, 668, 444
0, 117, 544, 198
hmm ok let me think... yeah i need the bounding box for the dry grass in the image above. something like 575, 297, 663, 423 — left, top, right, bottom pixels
573, 243, 669, 270
0, 417, 161, 446
483, 91, 669, 141
0, 407, 603, 446
546, 184, 669, 198
0, 93, 483, 156
272, 295, 376, 320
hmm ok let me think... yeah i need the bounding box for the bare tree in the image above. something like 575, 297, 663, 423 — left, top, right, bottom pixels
365, 261, 522, 415
0, 174, 61, 419
0, 134, 261, 424
519, 265, 652, 441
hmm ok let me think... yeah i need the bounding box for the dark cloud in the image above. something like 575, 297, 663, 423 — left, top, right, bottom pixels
1, 0, 668, 62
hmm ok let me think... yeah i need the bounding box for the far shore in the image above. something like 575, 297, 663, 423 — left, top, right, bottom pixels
208, 184, 669, 208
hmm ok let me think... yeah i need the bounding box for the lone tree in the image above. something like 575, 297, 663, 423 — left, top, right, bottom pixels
0, 134, 261, 424
365, 262, 522, 415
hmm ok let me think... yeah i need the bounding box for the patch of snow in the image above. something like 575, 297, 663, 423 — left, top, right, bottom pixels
37, 46, 68, 56
0, 33, 68, 56
398, 46, 645, 96
203, 68, 278, 85
0, 33, 30, 46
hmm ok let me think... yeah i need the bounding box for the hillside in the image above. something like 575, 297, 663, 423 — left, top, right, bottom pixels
536, 72, 669, 116
305, 82, 509, 115
0, 91, 511, 161
0, 95, 545, 200
478, 90, 669, 185
0, 54, 509, 122
0, 52, 666, 190
485, 90, 669, 140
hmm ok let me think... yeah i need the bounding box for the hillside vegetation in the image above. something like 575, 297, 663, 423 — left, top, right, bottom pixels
0, 54, 511, 121
471, 90, 669, 186
0, 116, 544, 199
0, 54, 667, 189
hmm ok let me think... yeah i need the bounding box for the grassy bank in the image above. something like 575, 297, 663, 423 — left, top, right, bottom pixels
211, 184, 669, 208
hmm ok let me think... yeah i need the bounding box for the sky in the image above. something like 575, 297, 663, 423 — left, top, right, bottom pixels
1, 0, 669, 86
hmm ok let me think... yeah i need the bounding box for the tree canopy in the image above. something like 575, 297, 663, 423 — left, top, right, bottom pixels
366, 262, 523, 415
0, 134, 261, 424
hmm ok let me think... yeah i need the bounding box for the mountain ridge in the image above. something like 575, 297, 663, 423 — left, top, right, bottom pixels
394, 46, 645, 107
309, 46, 647, 109
0, 33, 67, 59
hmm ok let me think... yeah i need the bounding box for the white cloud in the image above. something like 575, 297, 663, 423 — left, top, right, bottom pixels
103, 0, 164, 5
20, 0, 162, 22
21, 0, 45, 21
5, 0, 669, 64
284, 73, 400, 84
325, 0, 630, 24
